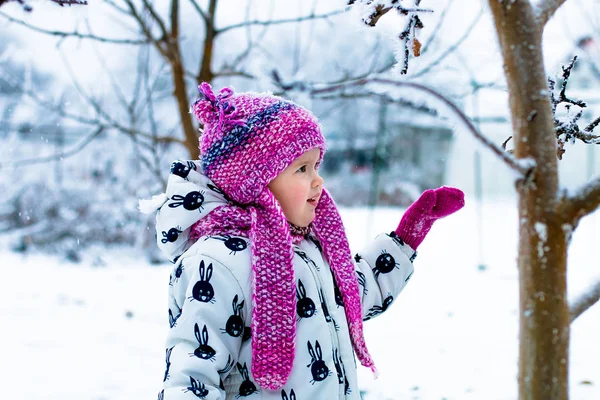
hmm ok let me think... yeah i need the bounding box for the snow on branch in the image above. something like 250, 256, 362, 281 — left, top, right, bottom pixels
535, 0, 569, 27
570, 278, 600, 323
346, 0, 433, 74
548, 56, 600, 160
561, 177, 600, 226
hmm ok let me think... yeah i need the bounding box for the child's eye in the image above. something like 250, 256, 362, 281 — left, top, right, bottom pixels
296, 165, 307, 173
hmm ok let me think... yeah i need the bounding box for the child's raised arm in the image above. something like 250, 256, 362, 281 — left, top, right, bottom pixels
353, 186, 464, 321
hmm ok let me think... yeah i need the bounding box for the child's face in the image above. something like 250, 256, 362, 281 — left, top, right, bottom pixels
268, 148, 324, 227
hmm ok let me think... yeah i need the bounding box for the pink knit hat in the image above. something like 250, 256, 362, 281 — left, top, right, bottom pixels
191, 83, 375, 390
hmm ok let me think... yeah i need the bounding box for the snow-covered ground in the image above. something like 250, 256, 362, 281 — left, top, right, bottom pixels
1, 199, 599, 400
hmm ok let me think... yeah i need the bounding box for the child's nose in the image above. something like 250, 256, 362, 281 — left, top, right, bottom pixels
313, 173, 324, 188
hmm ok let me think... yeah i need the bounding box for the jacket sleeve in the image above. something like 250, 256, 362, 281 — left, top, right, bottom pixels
160, 252, 246, 399
354, 231, 416, 321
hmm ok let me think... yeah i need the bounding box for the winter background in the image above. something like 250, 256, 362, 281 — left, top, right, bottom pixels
1, 0, 599, 399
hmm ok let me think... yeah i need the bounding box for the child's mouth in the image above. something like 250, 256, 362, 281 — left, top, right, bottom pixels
307, 195, 319, 205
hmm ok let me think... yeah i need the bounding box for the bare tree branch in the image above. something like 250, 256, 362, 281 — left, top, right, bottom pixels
0, 69, 183, 147
536, 0, 570, 27
170, 0, 179, 40
561, 176, 600, 225
103, 0, 131, 15
585, 116, 600, 133
123, 0, 169, 58
570, 278, 600, 322
0, 11, 148, 45
420, 0, 453, 55
197, 0, 217, 83
409, 6, 484, 79
0, 0, 87, 12
216, 10, 345, 35
308, 78, 534, 178
0, 127, 104, 169
141, 0, 169, 40
188, 0, 208, 24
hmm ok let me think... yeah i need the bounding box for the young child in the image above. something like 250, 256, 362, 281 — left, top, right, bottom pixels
143, 82, 464, 400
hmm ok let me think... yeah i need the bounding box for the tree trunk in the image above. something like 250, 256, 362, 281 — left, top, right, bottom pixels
171, 58, 200, 158
487, 2, 570, 399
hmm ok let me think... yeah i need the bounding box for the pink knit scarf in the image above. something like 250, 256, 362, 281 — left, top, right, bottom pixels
189, 188, 376, 390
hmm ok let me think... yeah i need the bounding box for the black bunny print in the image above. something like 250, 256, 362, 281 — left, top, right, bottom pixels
356, 270, 368, 296
168, 191, 205, 211
295, 249, 319, 271
157, 389, 164, 400
330, 273, 344, 308
191, 324, 216, 362
183, 376, 209, 398
163, 346, 174, 381
172, 262, 184, 285
161, 226, 183, 244
281, 389, 296, 400
170, 160, 197, 179
168, 303, 182, 328
308, 236, 322, 253
365, 294, 394, 320
387, 231, 405, 247
296, 280, 316, 319
236, 362, 259, 397
307, 340, 331, 384
318, 289, 339, 331
169, 262, 184, 287
207, 183, 231, 202
354, 253, 362, 263
218, 355, 236, 390
208, 235, 248, 255
218, 355, 236, 375
333, 349, 351, 395
189, 260, 215, 304
221, 294, 245, 337
242, 326, 251, 342
372, 250, 400, 279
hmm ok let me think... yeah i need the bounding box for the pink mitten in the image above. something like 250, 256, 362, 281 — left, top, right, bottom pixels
395, 186, 465, 250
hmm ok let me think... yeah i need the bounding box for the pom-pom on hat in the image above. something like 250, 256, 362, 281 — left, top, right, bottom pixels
191, 83, 376, 390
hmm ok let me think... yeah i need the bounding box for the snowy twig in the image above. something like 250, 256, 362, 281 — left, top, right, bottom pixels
188, 0, 209, 24
0, 0, 87, 12
410, 6, 484, 79
585, 116, 600, 133
0, 12, 144, 44
561, 176, 600, 226
570, 278, 600, 323
535, 0, 570, 27
346, 0, 433, 74
310, 78, 534, 178
548, 56, 600, 159
217, 10, 345, 34
123, 0, 169, 59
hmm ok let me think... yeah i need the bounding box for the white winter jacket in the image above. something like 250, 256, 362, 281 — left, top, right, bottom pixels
153, 161, 417, 400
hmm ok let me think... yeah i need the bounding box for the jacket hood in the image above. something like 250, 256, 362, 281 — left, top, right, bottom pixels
139, 160, 228, 263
